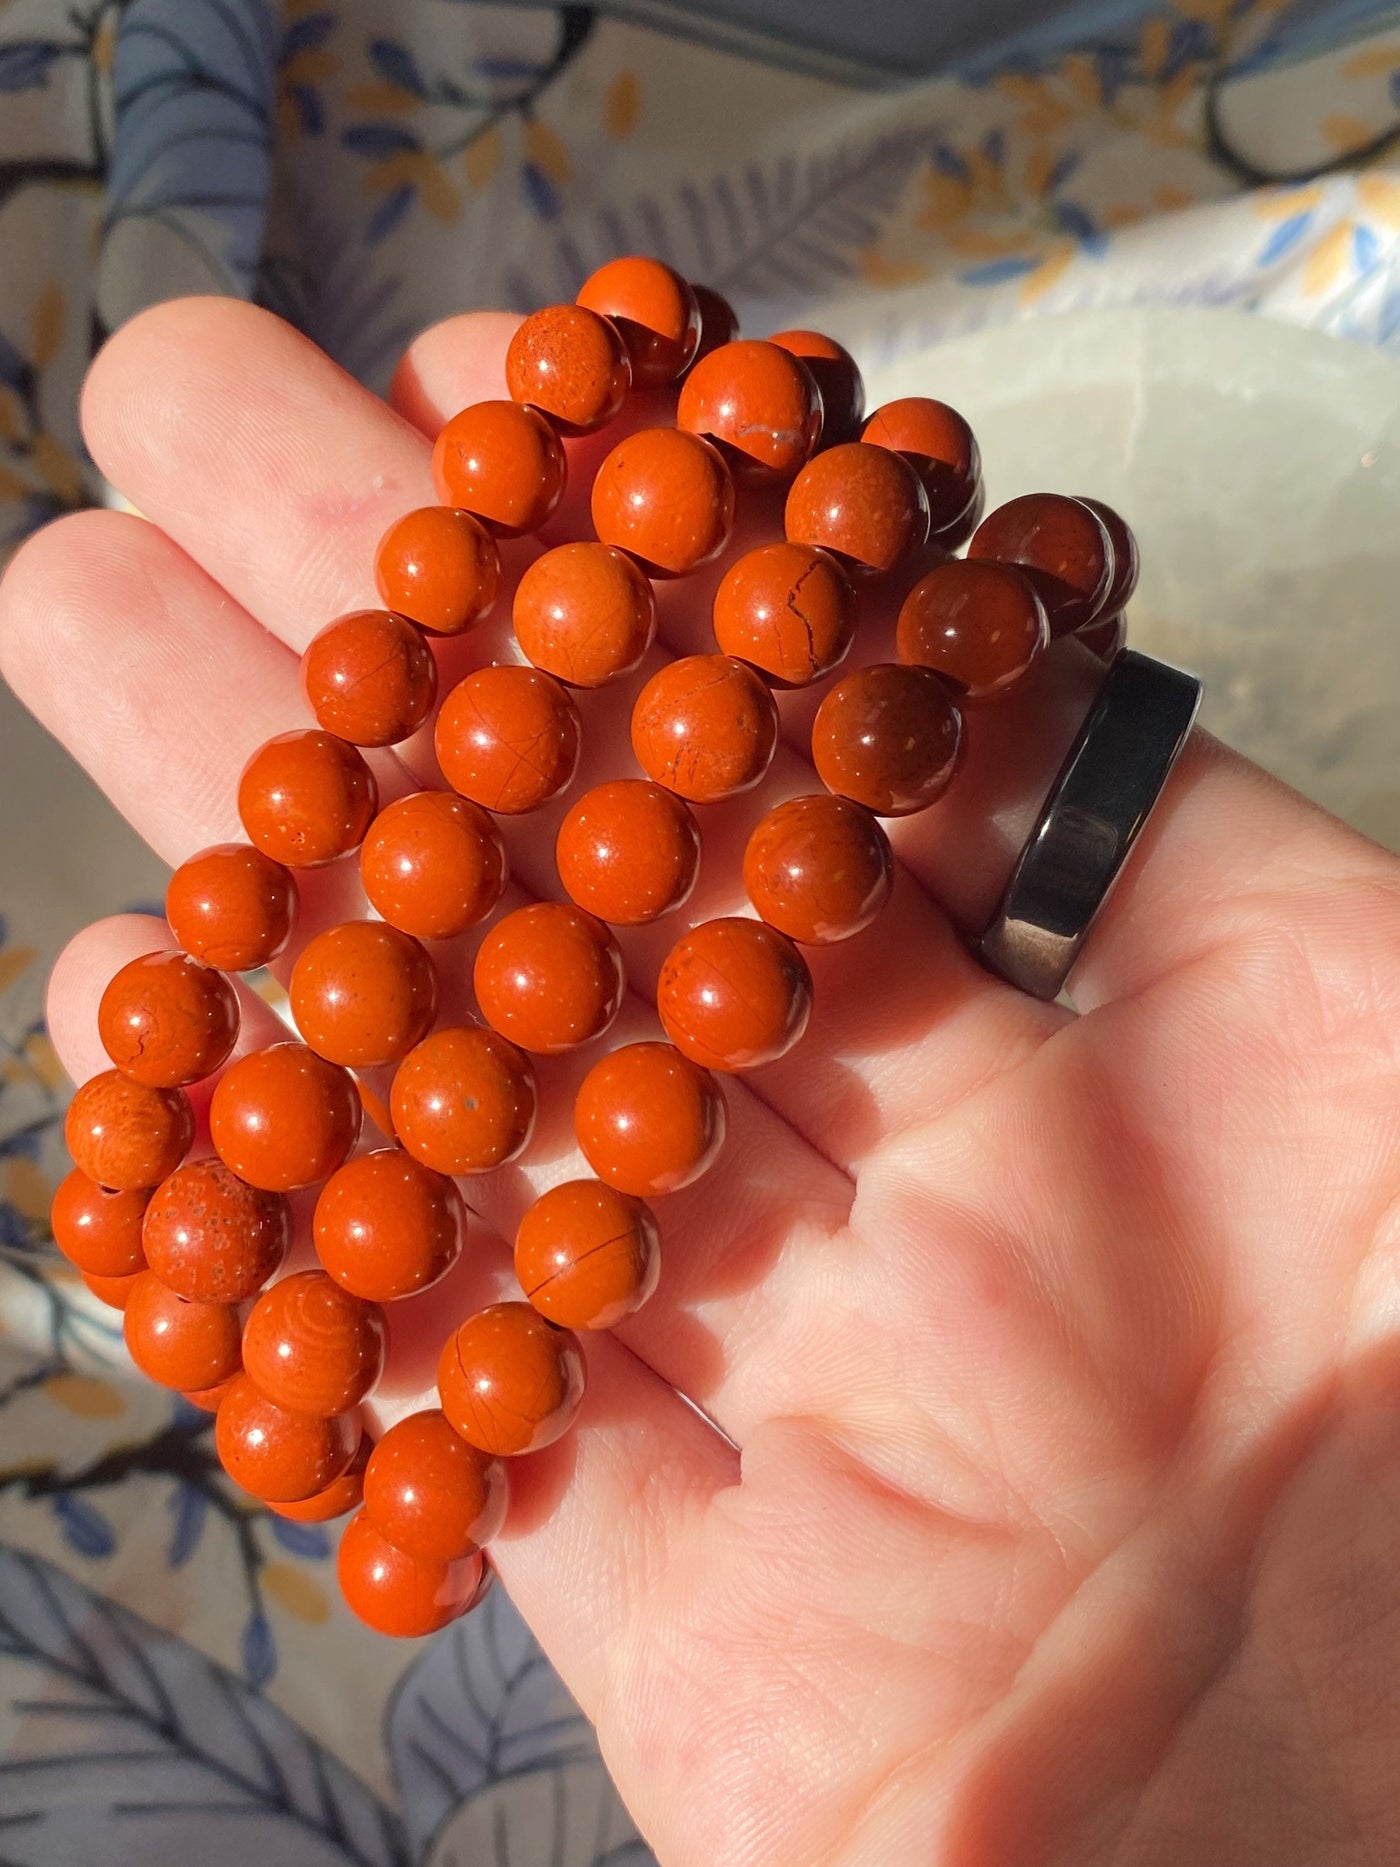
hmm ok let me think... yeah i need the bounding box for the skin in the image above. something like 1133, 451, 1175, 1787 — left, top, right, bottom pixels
3, 298, 1400, 1866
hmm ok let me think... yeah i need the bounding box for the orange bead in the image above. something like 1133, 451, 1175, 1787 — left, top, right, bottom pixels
473, 903, 624, 1054
290, 920, 438, 1069
812, 664, 964, 816
390, 1026, 537, 1175
314, 1149, 465, 1302
216, 1372, 360, 1502
301, 609, 437, 747
515, 1179, 660, 1330
431, 400, 566, 536
65, 1072, 193, 1191
896, 558, 1048, 702
861, 397, 981, 541
555, 779, 700, 925
767, 329, 865, 443
364, 1409, 507, 1563
591, 428, 734, 576
81, 1269, 143, 1310
338, 1509, 482, 1637
785, 442, 930, 576
631, 654, 777, 802
687, 283, 740, 371
505, 302, 631, 433
657, 917, 812, 1073
142, 1159, 290, 1302
267, 1439, 368, 1522
712, 542, 856, 687
374, 505, 501, 636
238, 730, 377, 868
51, 1171, 150, 1277
166, 843, 297, 972
360, 790, 506, 940
677, 339, 823, 475
574, 1041, 725, 1197
438, 1301, 586, 1456
124, 1271, 242, 1391
744, 794, 893, 945
576, 256, 700, 388
434, 664, 580, 814
513, 542, 655, 687
967, 493, 1113, 637
98, 949, 239, 1089
209, 1042, 361, 1191
243, 1269, 387, 1417
1075, 496, 1139, 617
181, 1374, 241, 1412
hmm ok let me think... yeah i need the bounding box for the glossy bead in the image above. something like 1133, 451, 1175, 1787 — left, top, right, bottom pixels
364, 1409, 507, 1563
576, 256, 700, 388
1075, 497, 1140, 617
268, 1440, 368, 1522
82, 1269, 143, 1310
895, 558, 1049, 701
338, 1509, 482, 1637
166, 843, 296, 972
64, 1072, 193, 1191
98, 950, 239, 1089
123, 1272, 242, 1391
181, 1374, 241, 1413
1078, 609, 1127, 662
360, 791, 506, 941
438, 1302, 586, 1456
555, 779, 700, 925
574, 1041, 725, 1196
216, 1373, 360, 1502
861, 397, 981, 541
744, 794, 893, 945
390, 1026, 537, 1175
290, 921, 438, 1069
434, 664, 580, 814
505, 302, 631, 433
513, 542, 655, 688
812, 664, 964, 816
677, 339, 823, 475
630, 654, 777, 802
785, 443, 930, 575
515, 1179, 660, 1331
687, 283, 740, 370
374, 505, 500, 636
968, 493, 1113, 637
142, 1159, 290, 1302
238, 730, 377, 868
243, 1269, 387, 1417
712, 542, 856, 687
314, 1149, 465, 1302
591, 427, 734, 576
657, 918, 813, 1072
301, 609, 437, 747
431, 400, 566, 536
209, 1042, 361, 1191
51, 1171, 150, 1277
767, 329, 865, 443
473, 903, 624, 1054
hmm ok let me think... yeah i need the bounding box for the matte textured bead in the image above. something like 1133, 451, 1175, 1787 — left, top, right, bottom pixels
555, 779, 700, 925
142, 1159, 290, 1302
631, 654, 777, 802
302, 609, 437, 747
338, 1510, 482, 1637
374, 505, 500, 636
64, 1072, 193, 1191
1075, 497, 1140, 618
124, 1272, 242, 1391
473, 903, 624, 1054
238, 730, 377, 868
657, 917, 813, 1072
767, 329, 865, 443
51, 1171, 150, 1278
314, 1149, 465, 1302
576, 256, 700, 388
216, 1373, 360, 1503
515, 1179, 661, 1331
574, 1041, 726, 1196
677, 339, 823, 475
513, 542, 655, 687
364, 1409, 507, 1563
506, 302, 631, 433
431, 400, 566, 535
861, 397, 982, 542
896, 558, 1049, 702
435, 664, 580, 814
166, 843, 296, 972
744, 795, 893, 944
98, 949, 239, 1089
812, 664, 964, 816
242, 1269, 387, 1417
290, 920, 438, 1069
438, 1302, 586, 1456
785, 442, 930, 575
591, 428, 734, 576
968, 493, 1113, 637
209, 1042, 361, 1191
360, 790, 506, 940
267, 1441, 368, 1523
390, 1026, 537, 1175
712, 542, 856, 687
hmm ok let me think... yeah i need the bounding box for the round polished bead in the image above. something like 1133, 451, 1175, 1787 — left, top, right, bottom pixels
364, 1410, 507, 1563
267, 1441, 368, 1523
314, 1149, 465, 1302
124, 1272, 242, 1391
374, 505, 501, 636
243, 1269, 387, 1417
967, 493, 1113, 637
505, 303, 631, 433
896, 558, 1049, 702
51, 1171, 150, 1277
181, 1374, 241, 1413
438, 1302, 586, 1456
812, 664, 964, 816
209, 1042, 361, 1192
767, 329, 865, 443
630, 654, 777, 803
360, 791, 506, 941
657, 918, 812, 1072
555, 779, 700, 925
98, 950, 239, 1089
216, 1373, 360, 1503
289, 921, 438, 1069
431, 400, 566, 536
166, 843, 296, 972
390, 1026, 537, 1175
591, 427, 734, 576
1078, 609, 1127, 662
785, 443, 930, 575
861, 397, 981, 541
434, 664, 580, 814
142, 1159, 290, 1303
338, 1510, 482, 1637
712, 542, 856, 687
576, 256, 700, 388
238, 730, 377, 868
82, 1269, 144, 1310
65, 1072, 193, 1191
677, 339, 823, 475
515, 1179, 660, 1331
513, 542, 655, 688
473, 903, 624, 1054
744, 794, 893, 945
687, 283, 740, 370
574, 1041, 726, 1197
1075, 496, 1139, 618
301, 609, 437, 748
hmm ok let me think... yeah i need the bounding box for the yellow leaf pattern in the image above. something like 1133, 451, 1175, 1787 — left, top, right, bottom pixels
1323, 114, 1376, 154
0, 943, 37, 991
605, 70, 642, 140
44, 1374, 126, 1420
32, 282, 65, 371
5, 1155, 50, 1221
1357, 173, 1400, 226
264, 1561, 333, 1623
1303, 220, 1353, 294
464, 124, 502, 189
524, 118, 571, 185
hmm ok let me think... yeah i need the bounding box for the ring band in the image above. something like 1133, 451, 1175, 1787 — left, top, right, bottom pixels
978, 649, 1203, 1000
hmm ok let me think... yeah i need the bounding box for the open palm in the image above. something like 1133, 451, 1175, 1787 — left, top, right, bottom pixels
4, 300, 1400, 1867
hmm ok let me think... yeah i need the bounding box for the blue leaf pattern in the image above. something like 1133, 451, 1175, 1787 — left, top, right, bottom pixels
364, 185, 414, 245
168, 1484, 209, 1568
270, 1516, 330, 1560
1353, 221, 1381, 272
962, 254, 1041, 284
1258, 210, 1314, 265
242, 1611, 277, 1689
281, 14, 336, 61
53, 1495, 116, 1559
368, 38, 426, 97
0, 40, 60, 93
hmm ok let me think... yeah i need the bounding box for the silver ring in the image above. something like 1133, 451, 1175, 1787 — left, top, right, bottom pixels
978, 649, 1203, 1000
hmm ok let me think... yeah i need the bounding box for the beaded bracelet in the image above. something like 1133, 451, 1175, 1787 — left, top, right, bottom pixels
53, 255, 1140, 1637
